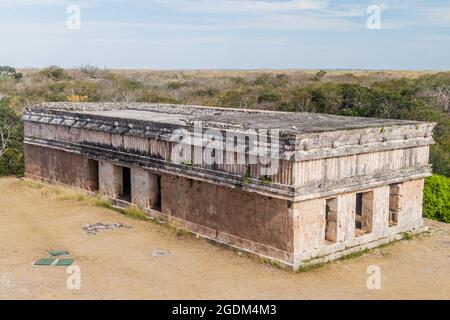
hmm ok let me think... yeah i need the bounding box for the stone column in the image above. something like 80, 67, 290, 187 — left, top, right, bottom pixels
293, 199, 326, 259
99, 161, 122, 198
131, 167, 160, 209
398, 179, 425, 231
339, 193, 356, 241
325, 198, 338, 243
372, 186, 390, 236
361, 191, 374, 234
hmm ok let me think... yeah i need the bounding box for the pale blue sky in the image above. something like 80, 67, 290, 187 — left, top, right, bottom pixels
1, 0, 449, 70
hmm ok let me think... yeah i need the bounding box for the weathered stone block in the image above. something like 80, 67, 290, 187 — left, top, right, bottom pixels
99, 161, 122, 198
131, 166, 160, 209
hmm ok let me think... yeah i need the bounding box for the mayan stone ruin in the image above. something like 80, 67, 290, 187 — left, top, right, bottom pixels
23, 102, 436, 270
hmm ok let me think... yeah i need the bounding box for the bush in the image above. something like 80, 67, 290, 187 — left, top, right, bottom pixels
312, 70, 327, 81
137, 91, 181, 104
0, 99, 24, 176
423, 175, 450, 223
167, 81, 186, 90
38, 66, 70, 81
258, 92, 281, 104
217, 89, 256, 109
0, 66, 22, 80
193, 88, 219, 97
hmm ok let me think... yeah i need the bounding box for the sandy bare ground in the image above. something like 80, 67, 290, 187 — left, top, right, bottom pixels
0, 177, 449, 300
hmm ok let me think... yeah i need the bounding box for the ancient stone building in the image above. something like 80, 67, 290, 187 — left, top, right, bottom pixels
23, 103, 435, 270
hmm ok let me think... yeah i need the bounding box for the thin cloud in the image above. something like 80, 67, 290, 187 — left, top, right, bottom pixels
143, 0, 329, 13
422, 6, 450, 26
0, 0, 72, 7
236, 12, 361, 31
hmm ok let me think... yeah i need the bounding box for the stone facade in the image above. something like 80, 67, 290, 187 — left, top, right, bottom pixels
162, 175, 293, 259
23, 103, 435, 270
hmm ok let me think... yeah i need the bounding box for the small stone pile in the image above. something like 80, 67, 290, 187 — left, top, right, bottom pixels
152, 248, 172, 257
82, 223, 132, 235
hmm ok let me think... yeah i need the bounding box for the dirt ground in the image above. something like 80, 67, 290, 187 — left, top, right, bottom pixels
0, 177, 449, 300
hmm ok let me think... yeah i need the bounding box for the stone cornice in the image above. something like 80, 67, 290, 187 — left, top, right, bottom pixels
24, 109, 435, 161
293, 165, 432, 201
24, 136, 295, 200
25, 136, 433, 201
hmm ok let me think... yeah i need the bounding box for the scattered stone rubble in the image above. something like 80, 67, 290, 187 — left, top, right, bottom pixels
152, 248, 172, 257
82, 222, 132, 235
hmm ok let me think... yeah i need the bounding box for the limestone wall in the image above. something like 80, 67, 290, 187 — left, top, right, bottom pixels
24, 121, 293, 186
98, 161, 122, 198
293, 146, 430, 187
131, 166, 160, 209
292, 179, 425, 267
161, 175, 292, 254
24, 144, 98, 191
397, 179, 425, 230
24, 121, 431, 197
23, 142, 427, 269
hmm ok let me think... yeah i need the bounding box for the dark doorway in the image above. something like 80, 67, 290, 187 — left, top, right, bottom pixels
121, 167, 131, 201
88, 159, 99, 191
148, 172, 162, 211
155, 175, 162, 211
389, 184, 401, 227
355, 191, 373, 237
325, 197, 338, 243
355, 192, 363, 230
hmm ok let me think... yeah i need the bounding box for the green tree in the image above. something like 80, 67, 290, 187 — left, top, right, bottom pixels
0, 66, 23, 80
423, 175, 450, 223
312, 70, 327, 82
0, 99, 24, 176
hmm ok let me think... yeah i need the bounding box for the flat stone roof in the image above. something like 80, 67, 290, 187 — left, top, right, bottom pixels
31, 102, 420, 134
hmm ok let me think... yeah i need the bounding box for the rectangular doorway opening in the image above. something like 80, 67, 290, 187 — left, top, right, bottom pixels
88, 159, 99, 192
155, 175, 162, 211
355, 193, 363, 231
325, 197, 338, 243
148, 173, 162, 211
389, 184, 401, 227
121, 166, 131, 202
355, 191, 373, 237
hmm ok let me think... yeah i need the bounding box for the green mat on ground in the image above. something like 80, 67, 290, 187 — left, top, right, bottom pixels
34, 258, 55, 266
55, 259, 74, 267
47, 250, 71, 257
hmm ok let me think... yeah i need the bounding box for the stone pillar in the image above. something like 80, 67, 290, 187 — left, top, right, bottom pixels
389, 184, 402, 226
131, 167, 160, 209
99, 161, 122, 198
325, 198, 338, 243
372, 186, 390, 236
361, 191, 374, 233
339, 193, 356, 241
398, 179, 425, 231
293, 199, 326, 259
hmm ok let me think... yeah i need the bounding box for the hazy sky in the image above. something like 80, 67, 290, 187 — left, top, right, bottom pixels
1, 0, 449, 70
